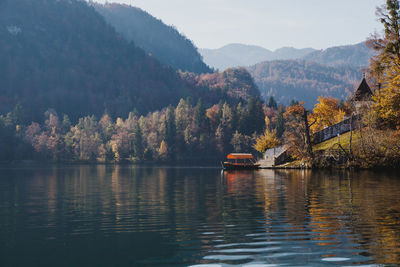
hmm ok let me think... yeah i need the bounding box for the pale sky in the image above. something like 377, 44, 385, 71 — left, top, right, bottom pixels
94, 0, 383, 50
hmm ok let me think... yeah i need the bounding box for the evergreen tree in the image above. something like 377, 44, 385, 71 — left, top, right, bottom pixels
276, 105, 285, 138
194, 99, 206, 128
231, 104, 239, 131
237, 102, 247, 134
165, 105, 176, 158
246, 97, 265, 135
62, 114, 72, 134
268, 96, 278, 109
12, 102, 25, 125
133, 122, 143, 159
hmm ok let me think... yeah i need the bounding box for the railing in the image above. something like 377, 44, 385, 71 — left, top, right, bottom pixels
312, 115, 360, 144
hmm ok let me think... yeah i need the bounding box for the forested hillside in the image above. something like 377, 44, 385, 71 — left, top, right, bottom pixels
93, 3, 212, 74
0, 0, 198, 121
180, 68, 260, 103
247, 60, 360, 107
302, 42, 375, 67
0, 0, 255, 124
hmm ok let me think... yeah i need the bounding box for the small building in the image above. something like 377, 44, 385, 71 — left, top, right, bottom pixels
350, 76, 373, 112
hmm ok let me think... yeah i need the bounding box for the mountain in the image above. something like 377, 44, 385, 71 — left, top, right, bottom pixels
0, 0, 195, 121
302, 42, 375, 67
202, 42, 374, 107
200, 42, 375, 71
0, 0, 258, 123
200, 44, 274, 70
247, 60, 361, 107
273, 47, 316, 60
92, 3, 212, 74
199, 44, 316, 70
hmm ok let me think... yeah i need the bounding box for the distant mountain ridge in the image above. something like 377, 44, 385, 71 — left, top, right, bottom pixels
93, 3, 212, 74
200, 44, 316, 70
302, 42, 376, 67
200, 42, 374, 71
247, 60, 361, 108
202, 42, 373, 106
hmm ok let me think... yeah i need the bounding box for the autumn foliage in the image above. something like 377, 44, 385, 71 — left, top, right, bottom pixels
253, 129, 280, 153
373, 60, 400, 128
0, 97, 267, 162
282, 103, 308, 160
308, 96, 346, 133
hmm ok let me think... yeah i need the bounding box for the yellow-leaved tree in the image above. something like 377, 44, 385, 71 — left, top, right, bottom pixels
253, 118, 280, 153
253, 129, 280, 153
309, 96, 345, 133
373, 60, 400, 128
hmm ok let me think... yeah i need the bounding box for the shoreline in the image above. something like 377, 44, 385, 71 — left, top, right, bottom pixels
0, 160, 399, 171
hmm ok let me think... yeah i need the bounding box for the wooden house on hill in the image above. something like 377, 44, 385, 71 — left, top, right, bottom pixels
350, 76, 373, 111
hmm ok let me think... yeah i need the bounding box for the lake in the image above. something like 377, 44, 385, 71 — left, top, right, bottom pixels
0, 165, 399, 266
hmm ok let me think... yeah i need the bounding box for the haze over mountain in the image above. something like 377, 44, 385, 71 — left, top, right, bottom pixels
0, 0, 256, 122
247, 60, 361, 108
200, 44, 315, 70
302, 42, 376, 67
200, 42, 375, 71
93, 3, 212, 74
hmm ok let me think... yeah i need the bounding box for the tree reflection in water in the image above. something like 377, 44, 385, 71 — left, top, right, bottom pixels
0, 166, 399, 266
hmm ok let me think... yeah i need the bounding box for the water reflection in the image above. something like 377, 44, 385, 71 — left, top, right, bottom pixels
0, 166, 399, 266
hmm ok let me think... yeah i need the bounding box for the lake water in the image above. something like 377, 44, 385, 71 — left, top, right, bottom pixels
0, 166, 399, 266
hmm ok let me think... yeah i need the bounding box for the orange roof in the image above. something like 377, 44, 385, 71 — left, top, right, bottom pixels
227, 153, 254, 159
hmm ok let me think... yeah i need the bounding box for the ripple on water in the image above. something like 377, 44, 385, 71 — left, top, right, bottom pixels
214, 241, 280, 248
203, 255, 253, 261
2, 167, 397, 267
212, 247, 280, 253
321, 257, 350, 262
